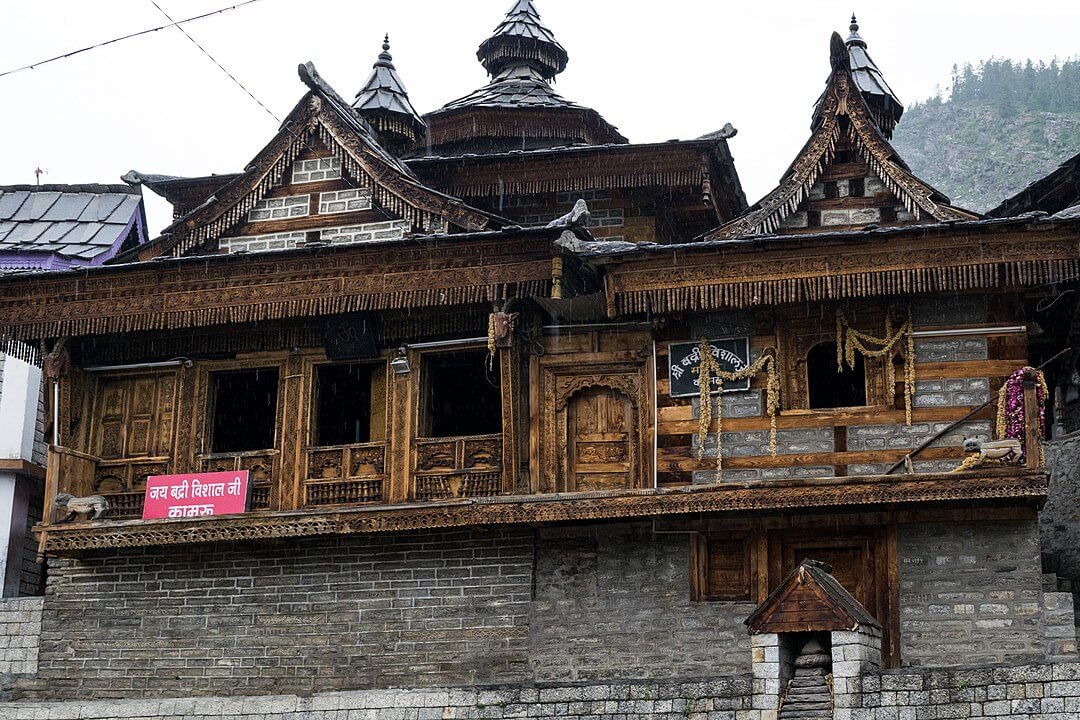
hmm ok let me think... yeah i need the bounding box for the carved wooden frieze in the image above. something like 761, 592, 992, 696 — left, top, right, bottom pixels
38, 469, 1048, 555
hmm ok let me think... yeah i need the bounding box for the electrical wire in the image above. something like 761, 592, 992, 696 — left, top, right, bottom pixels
148, 0, 281, 123
0, 0, 267, 80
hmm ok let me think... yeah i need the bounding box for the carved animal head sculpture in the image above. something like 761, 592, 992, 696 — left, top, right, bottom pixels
54, 492, 109, 523
491, 312, 519, 349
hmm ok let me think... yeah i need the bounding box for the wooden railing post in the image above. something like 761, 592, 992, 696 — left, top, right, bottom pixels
1022, 370, 1041, 469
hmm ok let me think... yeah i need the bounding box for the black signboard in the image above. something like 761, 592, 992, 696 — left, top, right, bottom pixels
668, 338, 751, 398
321, 313, 378, 360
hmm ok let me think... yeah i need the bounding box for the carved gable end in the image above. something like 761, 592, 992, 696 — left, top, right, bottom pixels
146, 63, 495, 259
744, 559, 880, 635
708, 33, 977, 242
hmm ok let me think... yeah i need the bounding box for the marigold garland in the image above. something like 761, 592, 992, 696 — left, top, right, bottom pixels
486, 313, 497, 371
695, 338, 780, 482
836, 307, 916, 426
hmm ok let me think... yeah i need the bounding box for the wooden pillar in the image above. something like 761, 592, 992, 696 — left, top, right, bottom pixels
1022, 369, 1041, 469
276, 354, 305, 511
386, 353, 414, 504
499, 342, 519, 494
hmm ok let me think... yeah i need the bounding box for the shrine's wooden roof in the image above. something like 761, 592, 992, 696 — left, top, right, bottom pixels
745, 559, 880, 635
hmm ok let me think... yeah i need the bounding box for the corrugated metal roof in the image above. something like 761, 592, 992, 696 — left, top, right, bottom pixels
0, 185, 142, 264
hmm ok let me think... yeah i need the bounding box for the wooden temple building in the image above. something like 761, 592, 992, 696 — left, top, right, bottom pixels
0, 5, 1077, 702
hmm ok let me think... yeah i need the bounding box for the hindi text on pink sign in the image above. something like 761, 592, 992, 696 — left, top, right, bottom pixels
143, 471, 250, 520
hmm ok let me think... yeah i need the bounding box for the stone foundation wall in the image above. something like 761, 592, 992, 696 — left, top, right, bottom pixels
28, 525, 763, 701
529, 525, 756, 682
1, 663, 1078, 719
16, 518, 1074, 701
899, 521, 1077, 664
34, 530, 535, 699
0, 598, 40, 678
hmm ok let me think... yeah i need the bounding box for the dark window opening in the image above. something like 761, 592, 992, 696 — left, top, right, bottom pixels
807, 210, 821, 227
211, 368, 279, 453
315, 363, 382, 446
880, 206, 898, 223
807, 342, 866, 409
849, 178, 865, 197
824, 181, 839, 199
834, 150, 851, 163
423, 349, 502, 437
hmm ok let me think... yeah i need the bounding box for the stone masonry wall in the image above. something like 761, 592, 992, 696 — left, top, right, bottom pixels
0, 598, 40, 680
529, 524, 755, 683
2, 663, 1079, 719
1044, 433, 1080, 580
899, 521, 1077, 665
33, 530, 535, 699
29, 524, 762, 701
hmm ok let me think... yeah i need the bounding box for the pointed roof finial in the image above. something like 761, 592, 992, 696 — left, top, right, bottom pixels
352, 34, 425, 152
846, 13, 866, 48
477, 0, 568, 80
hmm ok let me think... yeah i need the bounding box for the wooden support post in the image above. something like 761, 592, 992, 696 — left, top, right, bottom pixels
1022, 369, 1041, 469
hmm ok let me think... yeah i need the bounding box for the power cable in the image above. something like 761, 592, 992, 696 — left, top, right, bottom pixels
0, 0, 267, 80
148, 0, 281, 123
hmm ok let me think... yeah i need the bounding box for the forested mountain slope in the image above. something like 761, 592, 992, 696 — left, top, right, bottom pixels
892, 59, 1080, 213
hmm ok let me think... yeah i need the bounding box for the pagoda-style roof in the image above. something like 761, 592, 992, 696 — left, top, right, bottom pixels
745, 559, 880, 635
422, 0, 625, 154
352, 35, 426, 154
135, 62, 496, 259
706, 27, 976, 242
476, 0, 568, 80
843, 15, 903, 138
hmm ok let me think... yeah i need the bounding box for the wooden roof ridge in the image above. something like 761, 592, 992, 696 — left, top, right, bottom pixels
706, 32, 977, 242
140, 62, 496, 259
744, 559, 881, 635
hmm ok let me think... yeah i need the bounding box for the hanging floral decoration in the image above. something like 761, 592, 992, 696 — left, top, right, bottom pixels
486, 313, 497, 371
994, 366, 1048, 464
695, 338, 780, 482
835, 307, 916, 426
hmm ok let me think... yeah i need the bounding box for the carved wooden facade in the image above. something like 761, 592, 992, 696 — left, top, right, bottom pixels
2, 18, 1075, 676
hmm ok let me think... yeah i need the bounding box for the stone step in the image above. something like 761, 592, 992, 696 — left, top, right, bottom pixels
780, 711, 832, 720
783, 700, 833, 710
786, 689, 832, 701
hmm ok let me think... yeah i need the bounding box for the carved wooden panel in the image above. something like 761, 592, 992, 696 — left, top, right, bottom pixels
536, 357, 650, 494
302, 444, 387, 507
89, 372, 178, 493
412, 435, 503, 501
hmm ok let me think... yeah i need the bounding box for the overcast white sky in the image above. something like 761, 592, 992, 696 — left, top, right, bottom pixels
2, 1, 1079, 235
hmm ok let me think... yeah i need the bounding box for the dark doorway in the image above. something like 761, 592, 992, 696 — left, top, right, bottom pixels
315, 363, 376, 446
807, 342, 866, 408
422, 349, 501, 437
210, 368, 279, 453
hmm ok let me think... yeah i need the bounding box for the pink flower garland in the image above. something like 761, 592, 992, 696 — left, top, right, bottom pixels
997, 367, 1047, 463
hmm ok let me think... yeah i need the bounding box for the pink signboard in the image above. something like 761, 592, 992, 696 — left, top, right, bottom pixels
142, 471, 250, 520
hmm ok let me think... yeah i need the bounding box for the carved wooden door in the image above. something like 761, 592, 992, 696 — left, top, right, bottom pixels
565, 387, 635, 491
